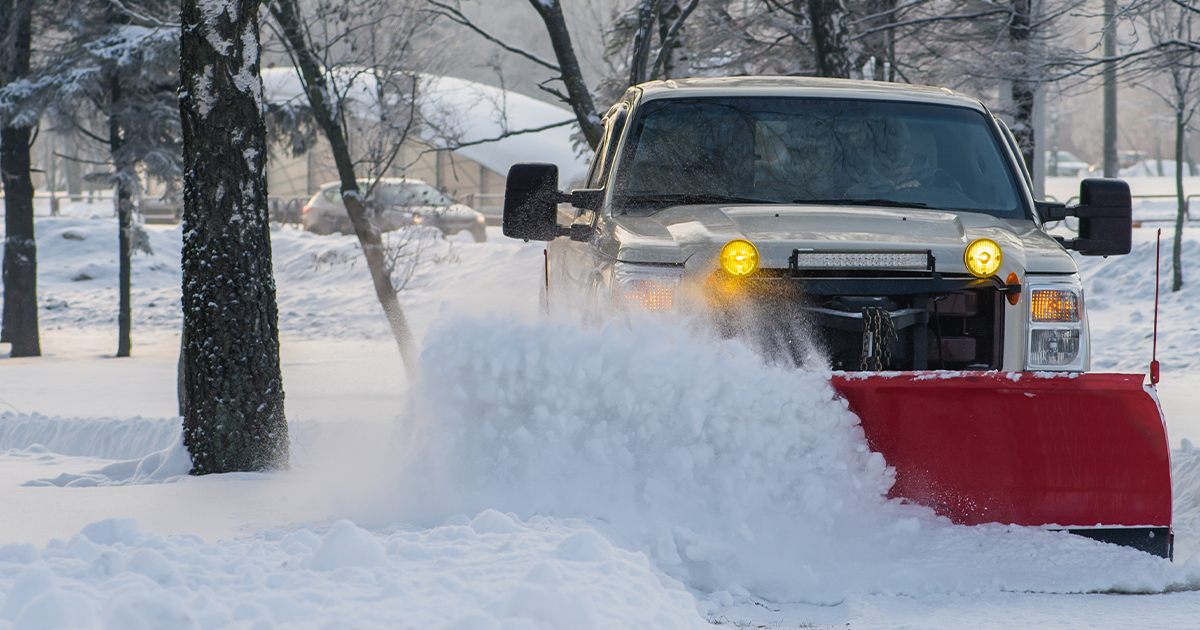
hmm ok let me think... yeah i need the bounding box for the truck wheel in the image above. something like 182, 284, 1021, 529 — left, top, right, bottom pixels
470, 224, 487, 243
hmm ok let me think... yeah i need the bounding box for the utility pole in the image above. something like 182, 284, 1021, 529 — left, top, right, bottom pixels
1103, 0, 1118, 177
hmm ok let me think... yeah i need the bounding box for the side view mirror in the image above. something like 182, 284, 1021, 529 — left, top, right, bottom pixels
502, 162, 603, 242
1037, 178, 1132, 257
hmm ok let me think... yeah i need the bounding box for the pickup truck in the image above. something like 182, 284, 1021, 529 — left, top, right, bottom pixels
501, 77, 1173, 558
503, 77, 1131, 374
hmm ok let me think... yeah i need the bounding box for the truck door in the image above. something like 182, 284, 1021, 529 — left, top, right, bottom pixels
551, 103, 628, 312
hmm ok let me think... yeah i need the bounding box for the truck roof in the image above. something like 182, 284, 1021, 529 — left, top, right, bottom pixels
633, 76, 988, 112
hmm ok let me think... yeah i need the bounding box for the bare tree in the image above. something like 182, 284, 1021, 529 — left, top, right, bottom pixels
266, 0, 429, 377
1136, 0, 1200, 291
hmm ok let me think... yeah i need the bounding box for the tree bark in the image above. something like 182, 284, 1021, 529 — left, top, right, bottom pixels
629, 0, 658, 85
180, 0, 288, 473
1173, 103, 1186, 292
1102, 0, 1118, 178
526, 0, 603, 150
268, 0, 420, 379
1009, 0, 1036, 173
656, 1, 680, 79
808, 0, 852, 78
0, 0, 38, 357
110, 72, 132, 358
857, 0, 893, 80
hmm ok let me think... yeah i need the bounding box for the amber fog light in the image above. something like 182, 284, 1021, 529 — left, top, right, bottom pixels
720, 239, 759, 277
964, 239, 1002, 278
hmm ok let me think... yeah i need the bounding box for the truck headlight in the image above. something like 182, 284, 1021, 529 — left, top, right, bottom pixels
1028, 329, 1081, 367
613, 263, 683, 311
1026, 285, 1085, 370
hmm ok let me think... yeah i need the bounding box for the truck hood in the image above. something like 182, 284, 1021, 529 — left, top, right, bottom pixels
608, 204, 1076, 276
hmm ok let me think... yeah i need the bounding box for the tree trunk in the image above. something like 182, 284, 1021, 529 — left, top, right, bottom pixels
0, 0, 37, 357
180, 0, 288, 473
110, 72, 132, 357
268, 0, 420, 379
657, 1, 680, 79
629, 0, 658, 85
1009, 0, 1036, 173
1186, 130, 1197, 176
1173, 105, 1186, 292
1102, 0, 1118, 178
526, 0, 603, 150
858, 0, 893, 81
808, 0, 852, 78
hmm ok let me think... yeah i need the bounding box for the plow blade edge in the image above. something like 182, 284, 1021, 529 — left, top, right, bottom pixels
831, 372, 1172, 556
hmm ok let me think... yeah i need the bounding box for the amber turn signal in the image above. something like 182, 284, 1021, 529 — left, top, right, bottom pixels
618, 279, 675, 311
1031, 289, 1080, 322
1006, 272, 1021, 306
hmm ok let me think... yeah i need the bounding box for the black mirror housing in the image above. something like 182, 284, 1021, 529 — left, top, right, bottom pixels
1075, 179, 1132, 256
503, 165, 606, 241
1041, 178, 1132, 257
503, 163, 564, 241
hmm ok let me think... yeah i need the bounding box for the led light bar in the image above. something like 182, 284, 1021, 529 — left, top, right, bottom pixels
792, 251, 930, 270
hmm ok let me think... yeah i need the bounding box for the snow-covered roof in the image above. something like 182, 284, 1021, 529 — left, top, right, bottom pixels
260, 68, 590, 185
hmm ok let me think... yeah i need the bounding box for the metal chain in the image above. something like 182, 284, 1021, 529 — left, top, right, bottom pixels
861, 307, 898, 371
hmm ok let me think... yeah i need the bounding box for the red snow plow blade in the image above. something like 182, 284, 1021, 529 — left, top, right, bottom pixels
831, 371, 1173, 558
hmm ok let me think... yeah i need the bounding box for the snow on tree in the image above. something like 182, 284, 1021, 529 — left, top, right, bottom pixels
0, 0, 182, 357
180, 0, 287, 472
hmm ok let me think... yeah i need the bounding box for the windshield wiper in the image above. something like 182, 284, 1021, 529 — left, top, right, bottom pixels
792, 198, 930, 209
619, 193, 781, 206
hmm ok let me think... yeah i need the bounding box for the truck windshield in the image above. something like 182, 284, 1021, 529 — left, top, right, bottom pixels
614, 97, 1028, 219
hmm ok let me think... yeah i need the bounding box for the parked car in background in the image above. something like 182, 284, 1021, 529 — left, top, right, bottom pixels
302, 178, 487, 242
1087, 150, 1149, 174
1044, 151, 1090, 177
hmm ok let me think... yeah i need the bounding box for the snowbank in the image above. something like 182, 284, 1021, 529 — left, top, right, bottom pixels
0, 413, 178, 460
1077, 229, 1200, 372
0, 515, 706, 629
22, 435, 191, 487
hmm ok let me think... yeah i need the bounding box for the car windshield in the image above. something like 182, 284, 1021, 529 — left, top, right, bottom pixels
614, 97, 1028, 219
320, 182, 455, 207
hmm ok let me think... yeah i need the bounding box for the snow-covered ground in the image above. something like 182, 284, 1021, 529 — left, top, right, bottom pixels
3, 198, 1200, 628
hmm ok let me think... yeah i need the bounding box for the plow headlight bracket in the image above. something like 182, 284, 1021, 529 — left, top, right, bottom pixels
1026, 283, 1086, 371
720, 239, 760, 277
964, 238, 1003, 278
